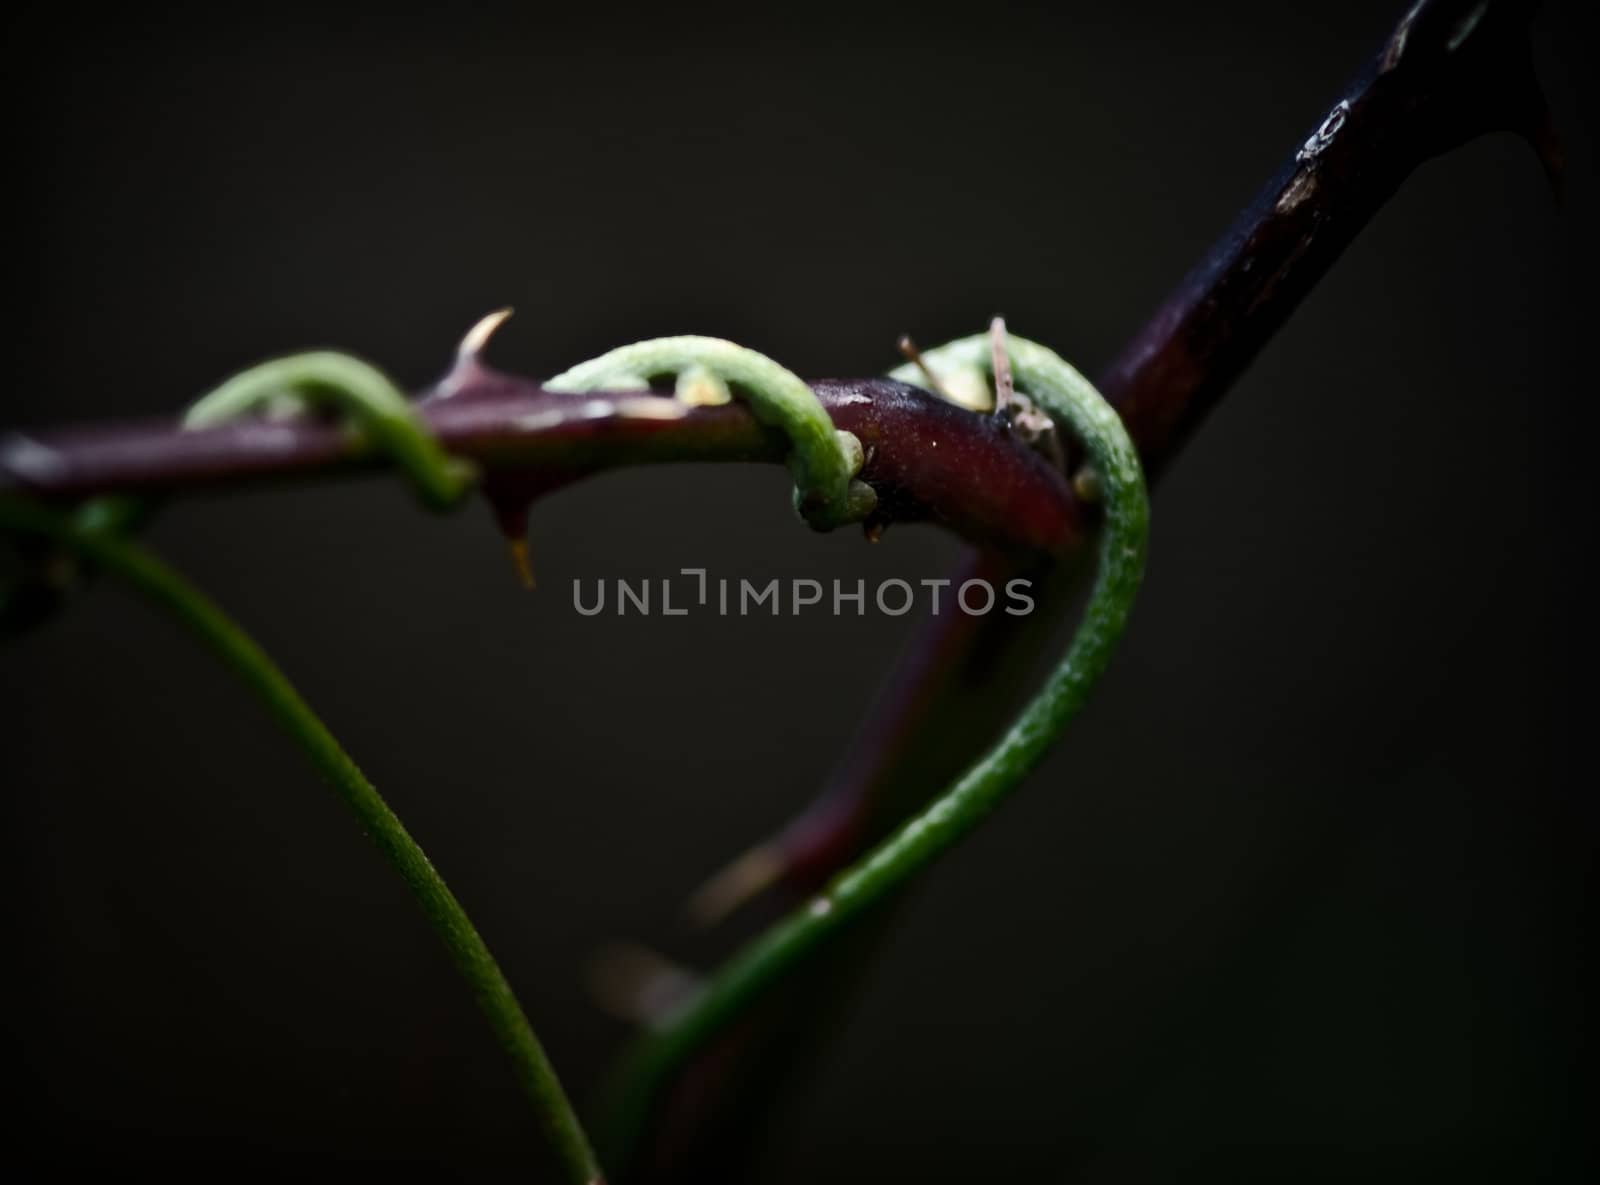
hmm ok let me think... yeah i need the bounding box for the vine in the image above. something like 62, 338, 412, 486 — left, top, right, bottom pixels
2, 322, 1145, 1180
597, 323, 1149, 1165
0, 499, 602, 1185
1, 4, 1557, 1176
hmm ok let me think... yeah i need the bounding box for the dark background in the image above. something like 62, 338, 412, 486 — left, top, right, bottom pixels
4, 1, 1591, 1180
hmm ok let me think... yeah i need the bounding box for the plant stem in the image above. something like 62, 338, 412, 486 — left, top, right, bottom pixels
602, 333, 1149, 1167
0, 376, 1083, 559
0, 498, 604, 1185
612, 2, 1561, 1172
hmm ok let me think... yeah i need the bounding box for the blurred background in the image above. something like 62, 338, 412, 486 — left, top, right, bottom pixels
4, 0, 1590, 1180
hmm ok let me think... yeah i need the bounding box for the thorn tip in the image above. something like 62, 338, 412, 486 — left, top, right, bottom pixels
507, 537, 536, 589
458, 307, 515, 361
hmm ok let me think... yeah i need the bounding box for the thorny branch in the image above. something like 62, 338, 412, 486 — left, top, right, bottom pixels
610, 0, 1562, 1179
0, 375, 1082, 559
0, 0, 1561, 1180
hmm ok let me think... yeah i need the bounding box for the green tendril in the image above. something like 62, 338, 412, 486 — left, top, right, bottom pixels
548, 335, 876, 530
185, 350, 475, 510
7, 350, 472, 626
0, 501, 602, 1185
600, 330, 1149, 1166
5, 323, 1142, 1183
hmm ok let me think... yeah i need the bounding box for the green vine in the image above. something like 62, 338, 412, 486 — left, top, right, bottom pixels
598, 328, 1149, 1167
4, 326, 1147, 1182
0, 497, 603, 1185
547, 335, 877, 530
4, 351, 598, 1181
184, 350, 477, 508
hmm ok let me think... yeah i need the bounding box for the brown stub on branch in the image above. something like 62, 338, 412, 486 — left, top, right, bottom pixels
895, 334, 953, 402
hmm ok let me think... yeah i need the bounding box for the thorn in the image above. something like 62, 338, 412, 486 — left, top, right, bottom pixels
457, 307, 514, 362
428, 308, 515, 402
989, 315, 1016, 415
897, 334, 955, 402
585, 942, 701, 1023
507, 537, 536, 590
684, 843, 785, 928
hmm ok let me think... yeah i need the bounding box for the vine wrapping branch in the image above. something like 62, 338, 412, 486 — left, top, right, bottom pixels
600, 327, 1149, 1165
2, 329, 961, 1179
544, 335, 877, 530
0, 2, 1560, 1179
0, 373, 1081, 560
184, 350, 476, 509
601, 1, 1562, 1174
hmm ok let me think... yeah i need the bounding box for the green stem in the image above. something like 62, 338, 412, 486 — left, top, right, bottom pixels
184, 350, 476, 510
0, 499, 603, 1185
548, 335, 876, 530
601, 330, 1149, 1167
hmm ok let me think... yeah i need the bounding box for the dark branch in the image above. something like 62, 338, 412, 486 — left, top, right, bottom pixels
1, 375, 1082, 559
0, 0, 1559, 1178
722, 0, 1560, 914
624, 0, 1560, 1179
1107, 0, 1557, 479
0, 3, 1555, 558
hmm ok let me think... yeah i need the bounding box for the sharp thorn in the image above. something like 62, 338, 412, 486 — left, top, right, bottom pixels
457, 307, 515, 362
507, 537, 536, 590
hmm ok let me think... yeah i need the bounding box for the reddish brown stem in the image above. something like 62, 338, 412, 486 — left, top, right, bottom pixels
629, 0, 1559, 1179
1, 376, 1080, 560
0, 0, 1559, 1178
733, 0, 1559, 918
1105, 0, 1558, 480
